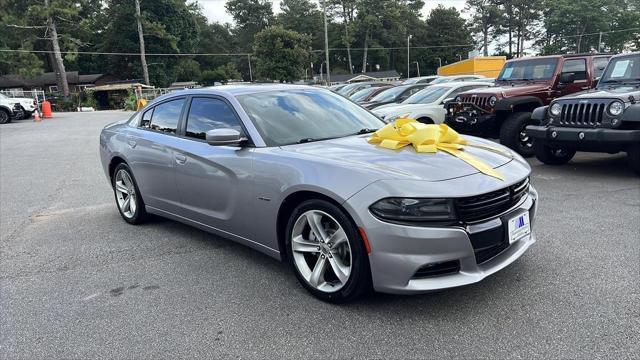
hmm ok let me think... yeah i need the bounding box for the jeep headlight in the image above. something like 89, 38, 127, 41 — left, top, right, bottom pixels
550, 103, 562, 116
489, 96, 497, 107
608, 101, 624, 116
370, 198, 456, 223
454, 96, 461, 102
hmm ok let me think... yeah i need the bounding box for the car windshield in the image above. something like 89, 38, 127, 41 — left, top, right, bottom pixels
369, 86, 409, 102
350, 87, 381, 102
338, 83, 365, 95
236, 89, 385, 146
598, 55, 640, 85
402, 86, 450, 104
497, 58, 558, 81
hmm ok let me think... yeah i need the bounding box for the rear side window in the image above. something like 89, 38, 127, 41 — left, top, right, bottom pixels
593, 57, 610, 79
562, 59, 587, 81
148, 98, 185, 134
185, 97, 243, 140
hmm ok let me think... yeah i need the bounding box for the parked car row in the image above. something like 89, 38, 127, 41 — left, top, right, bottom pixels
332, 52, 638, 174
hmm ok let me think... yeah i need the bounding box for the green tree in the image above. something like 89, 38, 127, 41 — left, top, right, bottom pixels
199, 62, 241, 85
465, 0, 502, 56
422, 6, 473, 73
100, 0, 199, 87
225, 0, 274, 51
253, 26, 311, 82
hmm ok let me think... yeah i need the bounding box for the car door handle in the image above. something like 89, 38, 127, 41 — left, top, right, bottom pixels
581, 86, 590, 90
126, 136, 137, 148
175, 153, 187, 164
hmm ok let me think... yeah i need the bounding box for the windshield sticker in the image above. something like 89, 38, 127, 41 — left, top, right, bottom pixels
503, 68, 514, 78
611, 60, 629, 78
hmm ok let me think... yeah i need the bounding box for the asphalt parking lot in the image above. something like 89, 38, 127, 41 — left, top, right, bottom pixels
1, 111, 638, 359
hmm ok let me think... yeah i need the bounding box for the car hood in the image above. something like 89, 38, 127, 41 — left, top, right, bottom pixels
464, 83, 551, 97
280, 134, 515, 182
371, 104, 431, 116
557, 86, 640, 101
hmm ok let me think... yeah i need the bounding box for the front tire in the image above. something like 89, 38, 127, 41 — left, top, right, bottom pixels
112, 163, 148, 224
0, 109, 11, 124
628, 143, 640, 175
533, 141, 576, 165
285, 199, 371, 303
500, 112, 536, 157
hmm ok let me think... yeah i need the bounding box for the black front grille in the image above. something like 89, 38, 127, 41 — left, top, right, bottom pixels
459, 95, 492, 110
412, 260, 460, 279
558, 101, 608, 127
455, 178, 529, 223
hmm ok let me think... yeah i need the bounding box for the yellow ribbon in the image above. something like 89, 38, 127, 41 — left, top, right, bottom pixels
368, 118, 508, 181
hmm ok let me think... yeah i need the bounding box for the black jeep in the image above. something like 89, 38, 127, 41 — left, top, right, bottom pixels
526, 52, 640, 175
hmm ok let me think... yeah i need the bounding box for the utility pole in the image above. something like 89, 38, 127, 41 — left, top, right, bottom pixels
135, 0, 150, 86
598, 32, 603, 52
322, 1, 331, 85
407, 35, 412, 79
247, 54, 253, 82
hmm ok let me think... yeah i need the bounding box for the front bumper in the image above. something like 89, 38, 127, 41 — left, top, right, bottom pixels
444, 106, 498, 136
527, 125, 640, 144
345, 174, 537, 294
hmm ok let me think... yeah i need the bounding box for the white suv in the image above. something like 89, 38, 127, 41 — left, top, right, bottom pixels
0, 96, 22, 124
0, 93, 37, 119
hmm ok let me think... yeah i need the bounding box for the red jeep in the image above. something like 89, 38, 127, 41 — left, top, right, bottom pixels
444, 54, 611, 155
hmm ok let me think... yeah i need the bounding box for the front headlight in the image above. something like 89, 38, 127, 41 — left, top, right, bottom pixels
608, 101, 624, 116
550, 103, 562, 116
489, 96, 497, 107
370, 198, 456, 223
454, 96, 462, 102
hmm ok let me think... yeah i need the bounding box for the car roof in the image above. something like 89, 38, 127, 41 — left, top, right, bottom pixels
610, 51, 639, 60
151, 84, 320, 102
429, 81, 492, 88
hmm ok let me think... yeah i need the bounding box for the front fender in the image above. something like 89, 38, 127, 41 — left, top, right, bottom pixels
495, 96, 544, 112
621, 104, 640, 123
531, 105, 549, 122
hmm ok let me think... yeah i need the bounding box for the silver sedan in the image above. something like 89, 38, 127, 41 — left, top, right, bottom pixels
99, 85, 538, 302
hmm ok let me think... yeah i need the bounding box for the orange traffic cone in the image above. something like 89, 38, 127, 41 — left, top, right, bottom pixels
34, 110, 41, 122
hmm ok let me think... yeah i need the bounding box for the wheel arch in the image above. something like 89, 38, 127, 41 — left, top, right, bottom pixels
495, 96, 544, 114
276, 190, 354, 262
108, 155, 128, 183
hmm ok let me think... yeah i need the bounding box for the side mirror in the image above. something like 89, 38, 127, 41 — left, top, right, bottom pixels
559, 72, 575, 84
442, 97, 454, 104
206, 128, 246, 146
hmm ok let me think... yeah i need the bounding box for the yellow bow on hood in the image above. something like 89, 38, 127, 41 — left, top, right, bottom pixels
368, 118, 508, 181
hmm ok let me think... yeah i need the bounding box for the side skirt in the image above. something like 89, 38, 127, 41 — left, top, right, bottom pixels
145, 205, 282, 260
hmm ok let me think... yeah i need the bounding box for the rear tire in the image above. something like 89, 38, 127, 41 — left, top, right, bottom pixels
112, 163, 148, 224
533, 141, 576, 165
285, 199, 371, 303
0, 109, 11, 124
500, 112, 536, 157
628, 143, 640, 175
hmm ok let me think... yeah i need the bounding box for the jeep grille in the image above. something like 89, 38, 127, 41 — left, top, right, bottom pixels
558, 101, 609, 127
459, 95, 493, 110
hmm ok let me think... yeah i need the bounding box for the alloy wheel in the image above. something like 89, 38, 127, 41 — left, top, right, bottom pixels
114, 169, 137, 218
291, 210, 352, 292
